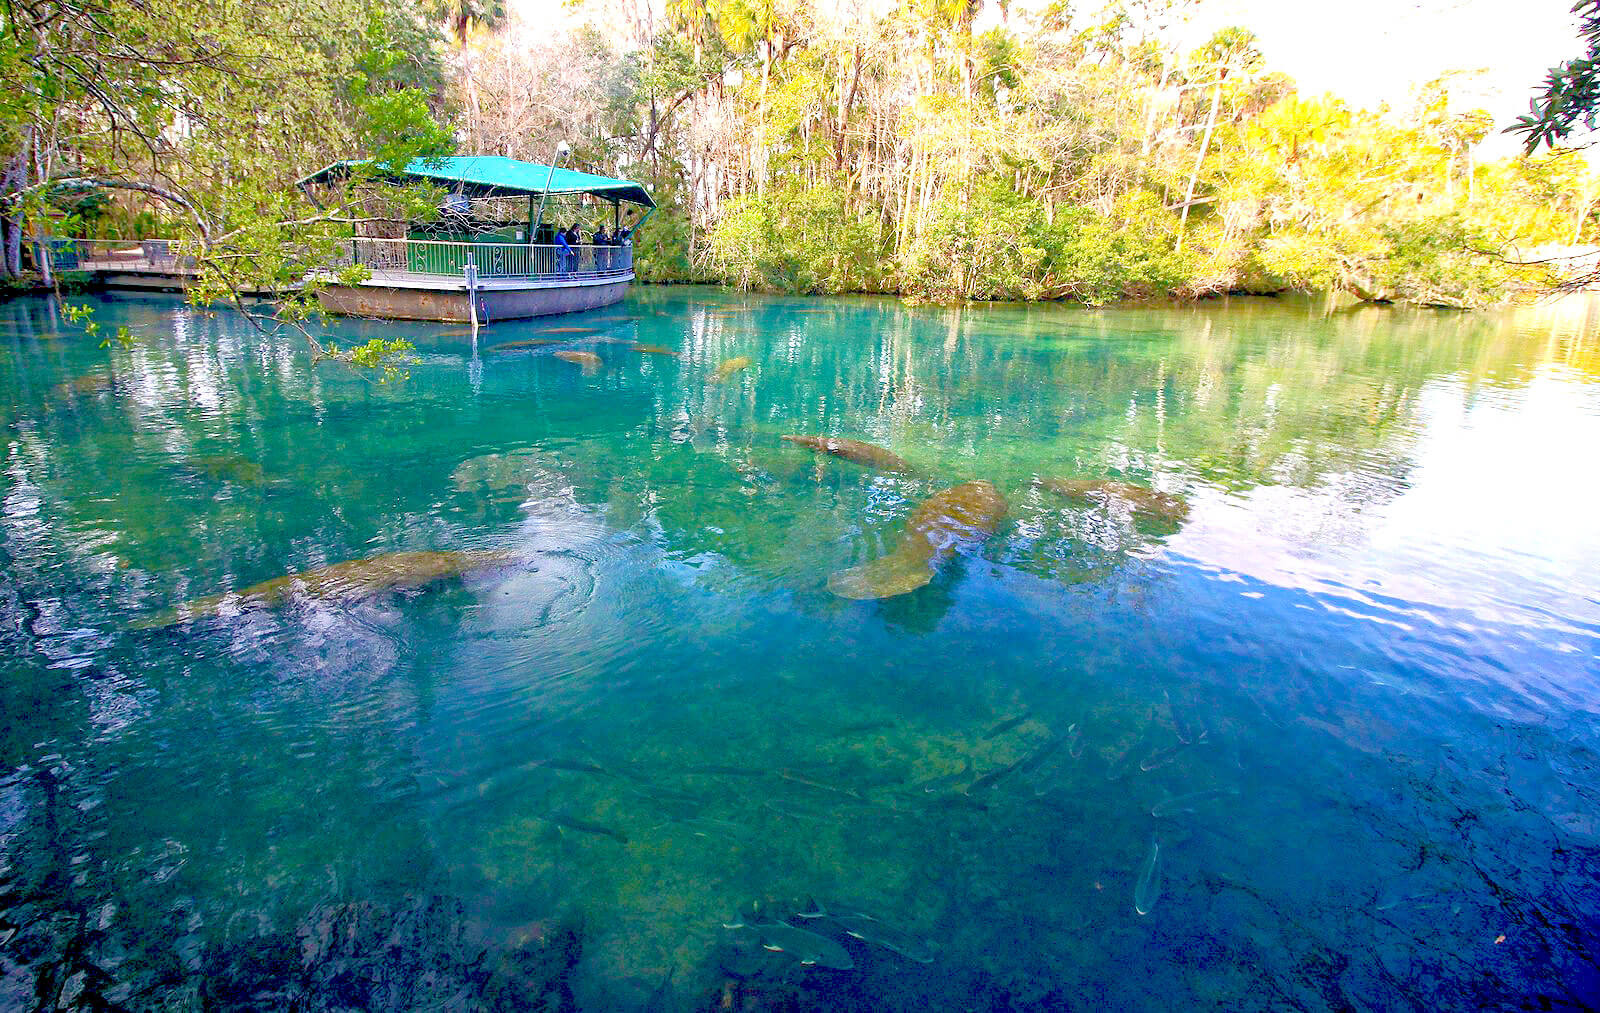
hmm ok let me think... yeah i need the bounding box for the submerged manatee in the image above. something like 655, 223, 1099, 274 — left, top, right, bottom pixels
630, 343, 679, 357
135, 548, 520, 628
52, 373, 115, 400
554, 349, 603, 371
711, 356, 752, 381
450, 448, 564, 494
492, 339, 562, 351
781, 435, 917, 475
1039, 478, 1189, 525
184, 453, 267, 486
828, 480, 1007, 600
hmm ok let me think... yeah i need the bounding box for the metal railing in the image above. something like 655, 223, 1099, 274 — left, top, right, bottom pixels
345, 237, 633, 282
52, 238, 196, 273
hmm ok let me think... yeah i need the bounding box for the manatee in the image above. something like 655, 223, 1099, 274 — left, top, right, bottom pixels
781, 435, 917, 475
631, 343, 679, 357
1039, 478, 1189, 525
491, 339, 562, 351
540, 327, 599, 335
711, 356, 752, 381
185, 453, 267, 486
52, 374, 115, 399
828, 480, 1007, 600
554, 350, 603, 371
449, 449, 568, 496
134, 548, 521, 628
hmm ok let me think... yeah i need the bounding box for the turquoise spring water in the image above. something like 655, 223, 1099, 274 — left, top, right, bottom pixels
2, 287, 1598, 1009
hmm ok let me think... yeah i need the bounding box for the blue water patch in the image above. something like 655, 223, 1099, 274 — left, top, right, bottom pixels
0, 289, 1597, 1009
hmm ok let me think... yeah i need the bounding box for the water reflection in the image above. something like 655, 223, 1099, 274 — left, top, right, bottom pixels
1, 289, 1598, 1009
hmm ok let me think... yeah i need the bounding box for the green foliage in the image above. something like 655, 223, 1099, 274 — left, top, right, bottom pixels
708, 178, 887, 293
321, 337, 417, 383
1509, 0, 1600, 152
900, 180, 1194, 304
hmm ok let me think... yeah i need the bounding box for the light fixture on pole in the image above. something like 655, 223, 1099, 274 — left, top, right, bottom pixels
532, 141, 570, 244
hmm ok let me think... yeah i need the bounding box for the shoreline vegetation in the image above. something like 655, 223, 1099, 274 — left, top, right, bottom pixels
0, 0, 1596, 334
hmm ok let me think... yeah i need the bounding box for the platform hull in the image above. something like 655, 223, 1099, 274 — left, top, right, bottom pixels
315, 275, 633, 323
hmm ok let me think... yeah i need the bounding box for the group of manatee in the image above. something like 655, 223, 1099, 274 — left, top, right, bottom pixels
779, 434, 1187, 600
135, 336, 1188, 624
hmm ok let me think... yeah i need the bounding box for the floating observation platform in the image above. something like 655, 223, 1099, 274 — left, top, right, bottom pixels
297, 156, 656, 324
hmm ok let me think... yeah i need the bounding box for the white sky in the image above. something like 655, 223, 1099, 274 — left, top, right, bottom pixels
1186, 0, 1585, 154
517, 0, 1588, 156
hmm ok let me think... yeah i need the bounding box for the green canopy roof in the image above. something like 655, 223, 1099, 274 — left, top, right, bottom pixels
298, 155, 655, 208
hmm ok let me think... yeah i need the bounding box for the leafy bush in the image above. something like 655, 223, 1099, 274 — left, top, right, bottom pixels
706, 177, 887, 293
900, 178, 1195, 304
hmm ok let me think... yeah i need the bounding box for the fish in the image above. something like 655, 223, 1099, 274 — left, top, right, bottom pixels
828, 481, 1007, 600
1066, 722, 1084, 758
681, 764, 767, 777
780, 435, 917, 475
554, 350, 603, 369
491, 339, 562, 350
922, 792, 989, 812
795, 902, 935, 963
630, 343, 680, 357
915, 759, 973, 793
1039, 478, 1189, 526
969, 734, 1064, 794
1139, 739, 1199, 772
777, 769, 866, 801
1167, 690, 1207, 745
537, 757, 611, 776
1134, 836, 1162, 915
1106, 733, 1154, 781
983, 711, 1033, 739
1015, 734, 1067, 776
722, 918, 853, 970
1150, 787, 1240, 818
967, 757, 1024, 793
132, 548, 521, 629
543, 812, 629, 843
711, 355, 752, 381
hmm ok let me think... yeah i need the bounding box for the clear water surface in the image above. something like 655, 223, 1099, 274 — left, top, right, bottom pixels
2, 288, 1598, 1010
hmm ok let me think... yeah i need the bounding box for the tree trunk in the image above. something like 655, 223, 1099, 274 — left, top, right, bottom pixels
2, 150, 26, 278
1178, 80, 1223, 253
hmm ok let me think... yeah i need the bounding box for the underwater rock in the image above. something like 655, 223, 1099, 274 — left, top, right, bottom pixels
780, 435, 917, 475
828, 481, 1007, 600
1038, 478, 1189, 526
134, 548, 521, 628
711, 356, 752, 381
554, 350, 603, 371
